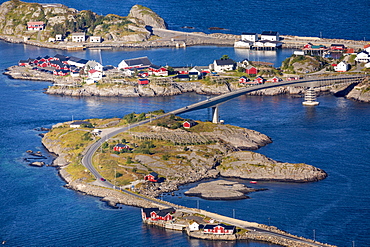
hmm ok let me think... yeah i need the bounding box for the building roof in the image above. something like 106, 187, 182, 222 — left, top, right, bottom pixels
148, 172, 158, 177
204, 224, 235, 230
72, 32, 85, 36
261, 31, 279, 36
68, 56, 88, 65
215, 59, 235, 66
50, 60, 65, 67
54, 54, 69, 61
27, 21, 44, 25
124, 56, 152, 67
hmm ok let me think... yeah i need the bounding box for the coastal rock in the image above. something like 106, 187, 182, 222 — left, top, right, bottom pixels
184, 180, 261, 200
29, 161, 45, 167
346, 78, 370, 103
128, 5, 167, 29
218, 151, 327, 182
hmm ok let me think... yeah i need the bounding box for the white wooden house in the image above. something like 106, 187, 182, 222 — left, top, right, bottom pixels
241, 32, 258, 42
88, 69, 103, 81
213, 59, 235, 72
89, 36, 102, 43
118, 56, 152, 69
355, 51, 370, 63
71, 33, 86, 42
188, 222, 199, 231
261, 31, 279, 41
334, 61, 349, 72
86, 60, 103, 72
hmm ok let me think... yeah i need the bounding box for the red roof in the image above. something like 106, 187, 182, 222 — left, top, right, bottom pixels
89, 69, 99, 74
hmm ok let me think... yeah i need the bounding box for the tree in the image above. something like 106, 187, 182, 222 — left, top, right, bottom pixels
221, 55, 230, 60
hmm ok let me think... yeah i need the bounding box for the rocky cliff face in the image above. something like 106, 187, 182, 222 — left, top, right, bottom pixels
128, 5, 167, 29
346, 77, 370, 103
0, 0, 161, 42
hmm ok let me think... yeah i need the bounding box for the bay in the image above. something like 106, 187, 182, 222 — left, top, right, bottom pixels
0, 0, 369, 245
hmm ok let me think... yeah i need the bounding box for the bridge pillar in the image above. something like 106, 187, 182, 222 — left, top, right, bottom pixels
302, 87, 319, 106
212, 106, 219, 123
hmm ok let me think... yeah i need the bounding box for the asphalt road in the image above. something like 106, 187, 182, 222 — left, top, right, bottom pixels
79, 77, 360, 246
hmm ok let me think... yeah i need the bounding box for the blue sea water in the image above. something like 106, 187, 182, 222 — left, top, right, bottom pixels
0, 0, 370, 246
2, 0, 369, 40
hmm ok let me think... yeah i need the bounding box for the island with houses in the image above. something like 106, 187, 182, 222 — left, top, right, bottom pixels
1, 0, 370, 102
38, 112, 334, 246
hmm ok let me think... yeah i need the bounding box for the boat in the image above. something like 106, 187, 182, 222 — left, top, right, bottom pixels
250, 181, 257, 184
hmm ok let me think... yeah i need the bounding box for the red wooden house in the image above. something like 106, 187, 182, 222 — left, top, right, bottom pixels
27, 21, 45, 31
287, 76, 300, 81
53, 69, 69, 76
18, 59, 30, 66
149, 65, 168, 76
113, 143, 130, 152
138, 78, 149, 85
330, 44, 346, 50
141, 207, 175, 222
245, 65, 258, 75
37, 61, 49, 67
183, 120, 197, 128
269, 76, 281, 83
144, 172, 158, 182
254, 76, 264, 84
239, 76, 250, 84
203, 224, 235, 235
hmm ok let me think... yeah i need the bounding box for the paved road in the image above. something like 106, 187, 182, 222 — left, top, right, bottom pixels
79, 76, 360, 246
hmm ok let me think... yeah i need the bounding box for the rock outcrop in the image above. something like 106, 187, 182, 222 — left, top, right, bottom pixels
0, 0, 162, 42
128, 5, 167, 29
184, 180, 262, 200
218, 151, 327, 182
346, 77, 370, 102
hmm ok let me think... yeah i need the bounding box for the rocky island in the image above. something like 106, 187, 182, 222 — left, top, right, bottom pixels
184, 180, 266, 200
41, 113, 327, 201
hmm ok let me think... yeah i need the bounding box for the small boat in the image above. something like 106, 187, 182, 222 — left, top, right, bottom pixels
250, 181, 257, 184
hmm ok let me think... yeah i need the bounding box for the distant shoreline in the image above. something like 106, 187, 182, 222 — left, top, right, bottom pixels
0, 29, 367, 51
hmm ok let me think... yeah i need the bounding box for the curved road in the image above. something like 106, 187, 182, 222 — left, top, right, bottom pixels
80, 76, 363, 246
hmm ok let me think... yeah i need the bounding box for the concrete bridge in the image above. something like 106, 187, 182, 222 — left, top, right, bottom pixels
168, 74, 367, 123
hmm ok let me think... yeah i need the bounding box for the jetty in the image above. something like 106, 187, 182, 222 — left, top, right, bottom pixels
141, 204, 335, 247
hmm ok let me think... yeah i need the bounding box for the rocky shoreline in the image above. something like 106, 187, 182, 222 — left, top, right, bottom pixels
41, 118, 328, 204
4, 65, 370, 101
184, 180, 266, 200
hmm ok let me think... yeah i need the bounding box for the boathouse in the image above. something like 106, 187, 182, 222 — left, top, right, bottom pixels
203, 224, 235, 235
141, 207, 175, 222
241, 32, 258, 42
261, 31, 279, 41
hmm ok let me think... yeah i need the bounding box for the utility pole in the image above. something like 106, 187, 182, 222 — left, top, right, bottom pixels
114, 168, 116, 190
